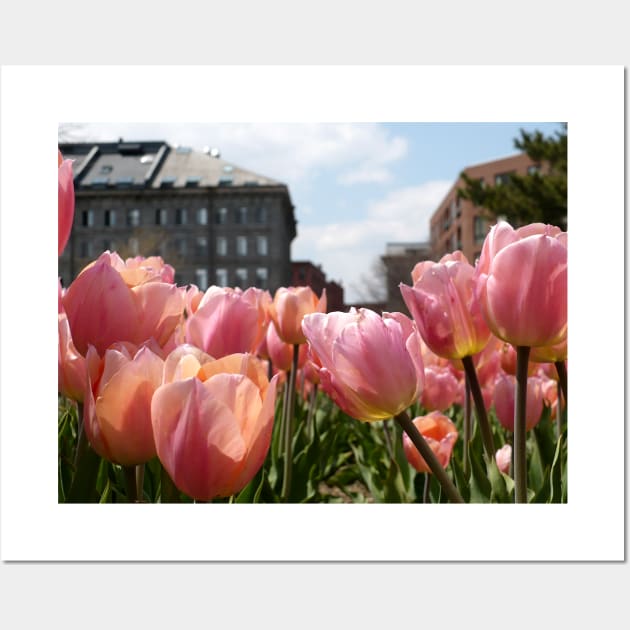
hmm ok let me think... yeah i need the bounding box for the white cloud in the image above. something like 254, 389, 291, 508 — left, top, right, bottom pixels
75, 122, 408, 187
293, 180, 452, 303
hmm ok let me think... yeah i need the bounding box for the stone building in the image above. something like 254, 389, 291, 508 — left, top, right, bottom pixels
380, 241, 434, 315
59, 140, 297, 293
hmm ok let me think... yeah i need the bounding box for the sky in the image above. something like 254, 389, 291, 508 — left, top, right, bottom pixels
64, 121, 565, 302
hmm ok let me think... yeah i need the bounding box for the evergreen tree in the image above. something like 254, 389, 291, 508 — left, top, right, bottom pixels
458, 124, 567, 230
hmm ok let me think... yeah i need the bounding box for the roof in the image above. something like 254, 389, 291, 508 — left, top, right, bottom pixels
59, 141, 286, 190
153, 146, 282, 189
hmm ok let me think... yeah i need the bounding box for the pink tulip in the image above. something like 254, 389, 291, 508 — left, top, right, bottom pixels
475, 221, 567, 348
499, 342, 539, 376
492, 372, 544, 432
270, 286, 327, 345
301, 309, 424, 422
83, 342, 164, 466
58, 312, 87, 402
495, 444, 512, 475
265, 320, 308, 372
62, 252, 185, 355
530, 337, 568, 363
401, 257, 491, 360
152, 352, 279, 501
58, 149, 75, 256
185, 286, 270, 359
421, 366, 459, 412
411, 251, 468, 285
402, 411, 458, 473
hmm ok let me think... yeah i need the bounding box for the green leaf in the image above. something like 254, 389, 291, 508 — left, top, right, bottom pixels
550, 434, 564, 503
487, 458, 512, 503
450, 456, 471, 503
468, 445, 491, 503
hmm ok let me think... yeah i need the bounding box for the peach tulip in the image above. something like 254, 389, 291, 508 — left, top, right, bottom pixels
265, 319, 308, 372
301, 309, 424, 422
475, 222, 567, 348
270, 286, 327, 345
402, 411, 458, 473
492, 372, 544, 432
83, 342, 164, 466
62, 252, 185, 356
58, 149, 75, 256
58, 312, 87, 402
152, 352, 279, 501
401, 257, 491, 360
185, 286, 270, 359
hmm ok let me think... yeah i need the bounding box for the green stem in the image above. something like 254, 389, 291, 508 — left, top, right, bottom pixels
67, 403, 101, 503
423, 473, 431, 504
463, 379, 472, 478
554, 359, 568, 412
514, 346, 531, 503
382, 418, 395, 461
135, 464, 145, 502
461, 355, 496, 460
160, 464, 180, 503
123, 466, 138, 503
394, 411, 464, 503
306, 383, 318, 437
280, 344, 300, 502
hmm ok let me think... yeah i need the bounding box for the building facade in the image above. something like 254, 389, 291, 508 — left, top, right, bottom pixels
59, 141, 297, 293
291, 261, 345, 312
430, 152, 537, 263
380, 241, 434, 314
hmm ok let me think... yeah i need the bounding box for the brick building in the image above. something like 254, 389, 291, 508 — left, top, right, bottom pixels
59, 140, 297, 293
291, 261, 345, 312
430, 153, 537, 263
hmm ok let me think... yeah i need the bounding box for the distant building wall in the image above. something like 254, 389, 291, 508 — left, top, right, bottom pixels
429, 153, 536, 263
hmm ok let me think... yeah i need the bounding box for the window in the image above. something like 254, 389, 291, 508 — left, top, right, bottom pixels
255, 207, 268, 223
255, 267, 268, 289
527, 165, 539, 175
80, 241, 93, 258
494, 172, 512, 186
236, 207, 248, 224
115, 176, 134, 188
236, 236, 248, 256
234, 268, 248, 288
160, 176, 176, 188
175, 208, 188, 225
104, 209, 116, 227
197, 208, 208, 225
218, 177, 233, 186
216, 236, 227, 256
186, 176, 201, 188
256, 235, 268, 256
82, 209, 94, 227
196, 237, 207, 257
215, 268, 228, 287
129, 237, 139, 256
99, 165, 113, 175
215, 207, 228, 224
127, 209, 141, 227
474, 216, 487, 243
155, 208, 168, 226
195, 268, 208, 291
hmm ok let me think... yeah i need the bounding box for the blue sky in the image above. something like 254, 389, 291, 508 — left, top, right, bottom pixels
69, 121, 565, 302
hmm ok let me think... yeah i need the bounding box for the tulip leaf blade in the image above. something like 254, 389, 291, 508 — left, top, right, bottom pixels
468, 444, 491, 503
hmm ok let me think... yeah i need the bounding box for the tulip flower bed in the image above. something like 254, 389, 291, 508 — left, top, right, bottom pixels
58, 378, 566, 503
58, 149, 567, 504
